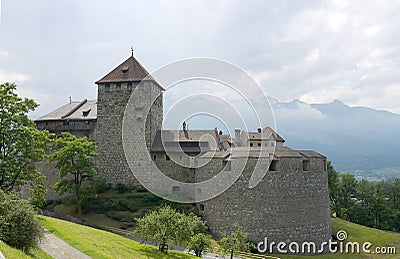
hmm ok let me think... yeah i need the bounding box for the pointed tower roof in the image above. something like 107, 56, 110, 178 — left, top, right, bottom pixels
95, 55, 154, 84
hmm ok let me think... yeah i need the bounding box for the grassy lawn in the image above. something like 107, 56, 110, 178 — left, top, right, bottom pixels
39, 216, 195, 259
45, 190, 399, 259
270, 217, 400, 259
0, 241, 52, 259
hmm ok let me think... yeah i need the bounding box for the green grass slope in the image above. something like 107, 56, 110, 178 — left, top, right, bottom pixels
0, 241, 52, 259
40, 216, 195, 259
274, 217, 399, 259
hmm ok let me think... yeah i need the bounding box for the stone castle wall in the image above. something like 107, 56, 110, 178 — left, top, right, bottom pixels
195, 156, 331, 252
152, 153, 195, 183
32, 57, 332, 255
95, 81, 162, 186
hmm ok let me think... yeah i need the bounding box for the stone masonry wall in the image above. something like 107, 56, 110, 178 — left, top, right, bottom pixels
195, 156, 331, 254
95, 81, 163, 186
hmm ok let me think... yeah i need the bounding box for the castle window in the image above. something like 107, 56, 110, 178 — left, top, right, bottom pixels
303, 160, 310, 171
324, 160, 327, 171
153, 155, 156, 160
82, 109, 91, 117
258, 143, 261, 147
121, 66, 129, 74
199, 204, 205, 212
105, 84, 110, 92
116, 83, 121, 91
166, 155, 170, 161
127, 82, 132, 91
250, 143, 253, 147
269, 160, 278, 171
63, 120, 69, 126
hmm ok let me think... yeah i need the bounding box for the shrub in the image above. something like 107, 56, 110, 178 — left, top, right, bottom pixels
115, 183, 129, 193
0, 191, 43, 251
92, 178, 109, 194
43, 199, 62, 211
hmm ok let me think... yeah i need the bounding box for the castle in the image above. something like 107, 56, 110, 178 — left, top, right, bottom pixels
35, 54, 332, 253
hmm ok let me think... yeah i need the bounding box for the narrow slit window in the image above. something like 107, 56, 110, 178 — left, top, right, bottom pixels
303, 160, 310, 171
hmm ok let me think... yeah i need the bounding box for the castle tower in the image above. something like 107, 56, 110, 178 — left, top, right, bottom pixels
95, 54, 163, 186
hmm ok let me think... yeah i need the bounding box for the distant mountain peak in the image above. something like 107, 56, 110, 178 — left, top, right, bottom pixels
331, 99, 344, 105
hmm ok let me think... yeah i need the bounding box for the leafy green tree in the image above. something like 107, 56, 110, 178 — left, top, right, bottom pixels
336, 173, 357, 219
134, 205, 206, 253
218, 224, 252, 259
0, 190, 43, 251
349, 179, 374, 226
187, 233, 212, 257
49, 132, 97, 215
327, 161, 339, 214
0, 82, 50, 204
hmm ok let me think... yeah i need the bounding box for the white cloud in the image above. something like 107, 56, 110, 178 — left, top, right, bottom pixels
0, 68, 29, 83
0, 0, 399, 116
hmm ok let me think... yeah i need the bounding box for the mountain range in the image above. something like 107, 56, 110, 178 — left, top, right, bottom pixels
269, 97, 400, 177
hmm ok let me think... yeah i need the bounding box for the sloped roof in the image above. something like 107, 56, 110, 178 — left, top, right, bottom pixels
95, 55, 154, 84
273, 146, 303, 158
247, 127, 285, 142
298, 150, 326, 159
151, 129, 219, 152
35, 99, 97, 121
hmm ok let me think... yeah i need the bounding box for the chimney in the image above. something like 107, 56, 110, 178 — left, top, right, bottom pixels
183, 121, 187, 131
235, 129, 241, 138
258, 128, 261, 133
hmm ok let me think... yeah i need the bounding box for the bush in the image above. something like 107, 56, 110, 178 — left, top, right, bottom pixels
0, 191, 43, 251
115, 183, 129, 193
104, 211, 134, 222
92, 178, 110, 194
43, 199, 62, 211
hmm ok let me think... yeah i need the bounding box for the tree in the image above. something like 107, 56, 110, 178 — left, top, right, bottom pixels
327, 161, 339, 206
0, 190, 43, 251
49, 132, 97, 215
0, 82, 49, 203
134, 205, 206, 253
187, 233, 212, 257
336, 173, 357, 219
218, 224, 252, 259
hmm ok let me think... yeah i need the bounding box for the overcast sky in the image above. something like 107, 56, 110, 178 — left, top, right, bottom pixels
0, 0, 399, 119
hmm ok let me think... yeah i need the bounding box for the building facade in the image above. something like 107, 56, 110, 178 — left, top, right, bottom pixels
35, 55, 331, 253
